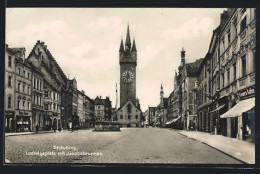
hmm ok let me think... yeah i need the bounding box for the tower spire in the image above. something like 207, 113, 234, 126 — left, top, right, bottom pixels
125, 24, 131, 50
119, 38, 124, 52
131, 38, 137, 52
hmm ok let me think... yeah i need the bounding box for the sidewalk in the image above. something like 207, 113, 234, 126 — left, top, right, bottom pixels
5, 130, 54, 137
178, 130, 255, 164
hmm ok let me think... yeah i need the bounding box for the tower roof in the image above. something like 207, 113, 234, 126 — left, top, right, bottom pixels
119, 39, 124, 52
131, 38, 137, 52
125, 24, 131, 47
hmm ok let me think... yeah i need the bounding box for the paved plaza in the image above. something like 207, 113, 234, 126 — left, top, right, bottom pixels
5, 128, 242, 164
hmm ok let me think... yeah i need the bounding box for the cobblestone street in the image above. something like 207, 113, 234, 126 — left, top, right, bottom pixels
5, 128, 242, 164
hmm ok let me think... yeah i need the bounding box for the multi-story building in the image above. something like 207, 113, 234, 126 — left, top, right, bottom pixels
84, 94, 95, 128
94, 96, 112, 121
13, 48, 33, 132
27, 40, 67, 130
5, 45, 16, 132
196, 8, 255, 143
31, 65, 44, 131
156, 84, 168, 128
217, 8, 255, 142
78, 90, 84, 128
148, 107, 156, 126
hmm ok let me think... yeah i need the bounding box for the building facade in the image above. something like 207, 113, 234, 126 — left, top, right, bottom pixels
196, 8, 255, 142
14, 48, 33, 132
5, 45, 17, 132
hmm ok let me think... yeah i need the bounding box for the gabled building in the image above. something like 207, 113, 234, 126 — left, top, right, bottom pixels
94, 96, 112, 121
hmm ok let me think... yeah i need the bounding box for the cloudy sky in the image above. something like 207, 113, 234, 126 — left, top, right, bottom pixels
6, 8, 225, 110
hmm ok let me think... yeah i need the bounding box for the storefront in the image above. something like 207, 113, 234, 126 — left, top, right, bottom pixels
220, 93, 255, 142
5, 111, 15, 132
15, 110, 32, 132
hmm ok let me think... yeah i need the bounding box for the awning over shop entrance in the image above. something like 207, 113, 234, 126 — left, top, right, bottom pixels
220, 97, 255, 118
165, 116, 181, 125
210, 104, 226, 113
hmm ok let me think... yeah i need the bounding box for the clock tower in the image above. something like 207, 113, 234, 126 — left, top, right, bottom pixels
119, 25, 137, 107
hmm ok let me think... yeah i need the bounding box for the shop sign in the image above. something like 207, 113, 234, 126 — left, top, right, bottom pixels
239, 87, 255, 99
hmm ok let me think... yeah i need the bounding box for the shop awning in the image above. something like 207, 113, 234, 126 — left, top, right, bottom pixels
220, 97, 255, 118
165, 117, 181, 125
210, 104, 226, 113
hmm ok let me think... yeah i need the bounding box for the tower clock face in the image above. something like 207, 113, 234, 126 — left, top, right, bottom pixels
122, 70, 134, 83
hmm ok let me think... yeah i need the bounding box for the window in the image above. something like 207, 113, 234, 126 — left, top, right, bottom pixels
44, 91, 48, 97
98, 106, 100, 109
23, 100, 25, 107
8, 76, 12, 87
135, 115, 138, 119
204, 84, 207, 102
227, 31, 231, 45
240, 16, 247, 33
33, 95, 36, 104
18, 100, 20, 109
8, 96, 12, 108
222, 73, 225, 87
128, 115, 131, 119
227, 69, 230, 84
27, 102, 30, 110
37, 79, 39, 90
54, 104, 56, 110
242, 55, 247, 76
39, 81, 42, 90
23, 70, 26, 77
34, 78, 36, 88
36, 95, 39, 105
120, 115, 123, 119
233, 63, 237, 80
253, 51, 255, 72
18, 68, 21, 75
23, 83, 26, 93
53, 92, 56, 100
18, 82, 21, 92
8, 56, 12, 67
44, 104, 48, 110
28, 73, 30, 79
28, 86, 30, 94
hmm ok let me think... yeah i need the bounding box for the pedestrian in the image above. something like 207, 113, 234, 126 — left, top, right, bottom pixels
36, 124, 39, 133
58, 125, 61, 132
53, 124, 56, 133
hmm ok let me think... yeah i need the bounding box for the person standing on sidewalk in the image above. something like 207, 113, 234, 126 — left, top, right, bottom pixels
36, 124, 39, 133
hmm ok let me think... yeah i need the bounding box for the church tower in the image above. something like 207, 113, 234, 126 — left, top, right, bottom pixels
119, 25, 137, 107
160, 84, 164, 108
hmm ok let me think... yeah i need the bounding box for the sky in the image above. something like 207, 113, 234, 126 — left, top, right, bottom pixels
6, 8, 225, 111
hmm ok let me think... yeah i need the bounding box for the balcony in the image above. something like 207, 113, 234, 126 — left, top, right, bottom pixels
239, 76, 247, 87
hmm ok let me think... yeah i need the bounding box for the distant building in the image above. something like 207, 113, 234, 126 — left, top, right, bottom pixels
77, 90, 84, 128
94, 96, 112, 121
148, 107, 157, 126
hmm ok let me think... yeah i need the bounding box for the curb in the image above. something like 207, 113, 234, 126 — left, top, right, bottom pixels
5, 131, 54, 137
177, 132, 248, 164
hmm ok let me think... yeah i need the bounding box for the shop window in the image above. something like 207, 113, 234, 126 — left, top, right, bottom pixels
8, 76, 12, 87
242, 55, 247, 76
8, 56, 12, 67
8, 96, 12, 108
